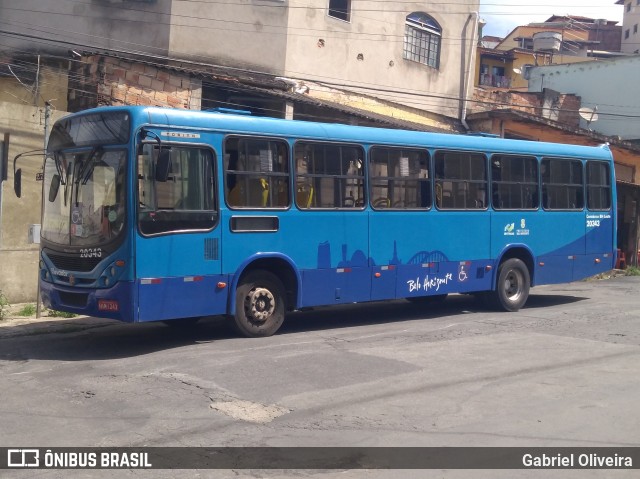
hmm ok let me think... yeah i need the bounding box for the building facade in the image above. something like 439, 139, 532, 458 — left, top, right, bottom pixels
617, 0, 640, 53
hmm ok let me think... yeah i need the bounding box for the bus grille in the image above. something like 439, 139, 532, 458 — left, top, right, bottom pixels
46, 252, 102, 272
59, 291, 88, 308
204, 238, 219, 260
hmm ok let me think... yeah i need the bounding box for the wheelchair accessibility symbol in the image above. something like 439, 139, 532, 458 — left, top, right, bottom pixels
458, 263, 468, 282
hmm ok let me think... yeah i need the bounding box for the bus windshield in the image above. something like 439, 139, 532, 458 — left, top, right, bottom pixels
42, 111, 130, 247
42, 149, 127, 246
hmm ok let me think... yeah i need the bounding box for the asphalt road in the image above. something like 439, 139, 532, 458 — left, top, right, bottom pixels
1, 276, 639, 478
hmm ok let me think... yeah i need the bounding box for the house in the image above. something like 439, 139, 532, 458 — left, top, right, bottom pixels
616, 0, 640, 53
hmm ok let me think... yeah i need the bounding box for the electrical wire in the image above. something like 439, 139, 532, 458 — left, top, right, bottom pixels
1, 7, 638, 122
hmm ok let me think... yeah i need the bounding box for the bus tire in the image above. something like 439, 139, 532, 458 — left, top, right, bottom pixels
234, 271, 285, 337
491, 258, 530, 312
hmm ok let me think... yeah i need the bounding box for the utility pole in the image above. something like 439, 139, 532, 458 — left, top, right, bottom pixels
36, 101, 51, 318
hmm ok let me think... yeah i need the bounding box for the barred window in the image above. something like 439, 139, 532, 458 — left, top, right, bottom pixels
294, 142, 364, 209
403, 12, 441, 69
369, 147, 431, 209
224, 137, 290, 209
435, 151, 487, 210
491, 155, 539, 210
587, 161, 611, 211
541, 158, 584, 210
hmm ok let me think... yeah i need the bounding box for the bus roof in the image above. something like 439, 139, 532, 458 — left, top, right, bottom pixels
78, 106, 614, 161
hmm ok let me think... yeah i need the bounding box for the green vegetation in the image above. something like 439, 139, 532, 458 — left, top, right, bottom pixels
0, 290, 9, 320
16, 304, 37, 316
47, 309, 77, 318
624, 266, 640, 276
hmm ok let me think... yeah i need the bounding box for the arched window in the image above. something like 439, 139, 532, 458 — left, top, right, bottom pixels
403, 12, 441, 69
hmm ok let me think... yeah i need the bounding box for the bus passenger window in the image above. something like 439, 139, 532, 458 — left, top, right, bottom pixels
369, 146, 430, 210
224, 137, 290, 209
434, 151, 487, 210
294, 142, 365, 209
541, 158, 583, 210
587, 161, 611, 210
491, 155, 538, 210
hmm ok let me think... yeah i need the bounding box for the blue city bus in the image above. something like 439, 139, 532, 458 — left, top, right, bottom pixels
14, 106, 616, 337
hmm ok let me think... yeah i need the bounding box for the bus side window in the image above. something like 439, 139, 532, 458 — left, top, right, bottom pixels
225, 137, 290, 209
435, 150, 487, 210
369, 146, 430, 210
587, 161, 611, 210
541, 158, 583, 210
491, 155, 538, 210
295, 142, 365, 209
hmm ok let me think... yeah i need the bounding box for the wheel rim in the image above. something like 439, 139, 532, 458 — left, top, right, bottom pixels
503, 269, 524, 302
244, 287, 275, 323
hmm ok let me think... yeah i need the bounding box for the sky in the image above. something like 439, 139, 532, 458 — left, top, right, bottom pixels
480, 0, 624, 38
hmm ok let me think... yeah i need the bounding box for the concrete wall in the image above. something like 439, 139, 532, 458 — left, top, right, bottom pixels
168, 0, 288, 72
0, 102, 68, 303
0, 0, 171, 57
527, 56, 640, 140
0, 60, 69, 110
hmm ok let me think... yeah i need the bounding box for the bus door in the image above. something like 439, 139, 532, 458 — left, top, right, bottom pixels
134, 142, 225, 322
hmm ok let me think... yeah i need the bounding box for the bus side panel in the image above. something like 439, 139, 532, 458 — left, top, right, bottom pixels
369, 212, 491, 299
222, 211, 370, 308
137, 275, 230, 322
300, 267, 370, 307
577, 209, 616, 278
135, 231, 224, 322
492, 211, 579, 286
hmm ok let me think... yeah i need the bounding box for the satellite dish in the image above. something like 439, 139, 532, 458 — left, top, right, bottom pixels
512, 67, 522, 75
579, 107, 599, 127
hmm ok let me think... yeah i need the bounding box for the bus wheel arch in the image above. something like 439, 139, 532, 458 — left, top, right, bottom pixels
231, 256, 299, 337
490, 248, 534, 312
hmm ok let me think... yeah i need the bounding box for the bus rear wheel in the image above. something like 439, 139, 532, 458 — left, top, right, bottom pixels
490, 258, 530, 312
234, 271, 285, 337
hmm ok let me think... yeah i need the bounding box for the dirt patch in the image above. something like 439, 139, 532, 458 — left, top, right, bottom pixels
210, 399, 290, 423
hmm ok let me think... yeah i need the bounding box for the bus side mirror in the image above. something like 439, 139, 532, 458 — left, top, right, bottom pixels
155, 149, 171, 182
48, 173, 61, 202
14, 168, 22, 198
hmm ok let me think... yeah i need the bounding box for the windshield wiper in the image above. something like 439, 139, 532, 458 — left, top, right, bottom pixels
74, 147, 101, 206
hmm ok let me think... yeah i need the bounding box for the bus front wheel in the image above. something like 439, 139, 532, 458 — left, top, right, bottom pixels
491, 258, 530, 312
234, 271, 285, 337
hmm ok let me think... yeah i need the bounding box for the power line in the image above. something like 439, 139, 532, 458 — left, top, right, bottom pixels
1, 17, 638, 122
4, 51, 640, 124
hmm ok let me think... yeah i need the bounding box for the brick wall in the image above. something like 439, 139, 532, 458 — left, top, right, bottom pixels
68, 55, 202, 112
471, 89, 581, 128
